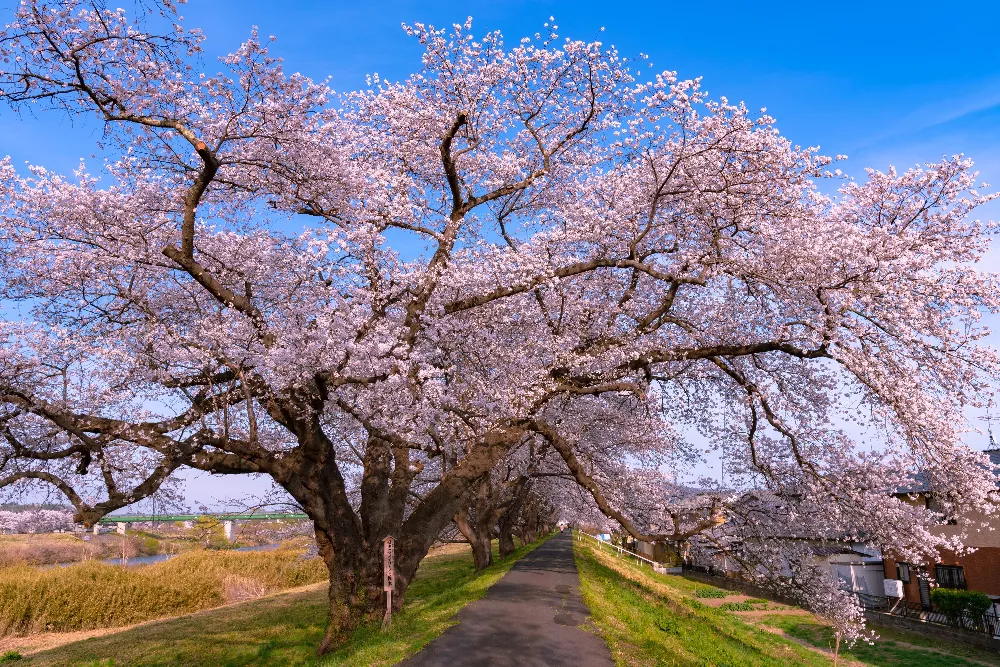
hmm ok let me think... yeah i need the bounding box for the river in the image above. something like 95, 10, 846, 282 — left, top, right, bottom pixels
55, 543, 282, 568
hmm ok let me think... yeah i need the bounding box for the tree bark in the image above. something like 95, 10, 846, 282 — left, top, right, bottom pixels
314, 525, 387, 656
271, 413, 520, 654
497, 478, 530, 558
498, 524, 516, 558
454, 505, 493, 571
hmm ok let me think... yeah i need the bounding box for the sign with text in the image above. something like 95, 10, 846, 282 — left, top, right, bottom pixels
383, 535, 395, 592
382, 535, 395, 630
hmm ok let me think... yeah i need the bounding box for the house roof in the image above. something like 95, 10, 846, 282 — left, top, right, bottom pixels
895, 448, 1000, 495
808, 543, 875, 558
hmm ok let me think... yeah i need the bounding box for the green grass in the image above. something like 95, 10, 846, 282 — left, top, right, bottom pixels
22, 537, 550, 666
762, 614, 1000, 667
693, 586, 728, 599
574, 536, 831, 666
577, 536, 1000, 666
0, 549, 327, 636
718, 600, 769, 612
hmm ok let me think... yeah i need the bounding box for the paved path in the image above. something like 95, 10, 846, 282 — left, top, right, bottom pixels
400, 531, 613, 667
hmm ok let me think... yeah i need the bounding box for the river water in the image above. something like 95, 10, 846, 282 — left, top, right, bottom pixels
55, 543, 281, 568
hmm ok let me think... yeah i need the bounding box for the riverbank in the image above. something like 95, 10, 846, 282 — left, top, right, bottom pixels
14, 537, 550, 666
0, 519, 314, 568
0, 547, 326, 638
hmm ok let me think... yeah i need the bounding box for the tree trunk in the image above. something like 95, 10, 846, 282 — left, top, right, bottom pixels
273, 416, 521, 654
314, 526, 391, 656
454, 505, 493, 570
497, 477, 530, 558
498, 524, 516, 558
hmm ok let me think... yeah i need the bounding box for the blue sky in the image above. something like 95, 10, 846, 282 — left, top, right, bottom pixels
2, 0, 999, 507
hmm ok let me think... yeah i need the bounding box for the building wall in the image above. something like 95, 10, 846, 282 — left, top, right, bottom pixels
882, 556, 925, 604
884, 490, 1000, 603
638, 540, 682, 565
884, 547, 1000, 604
830, 561, 885, 595
938, 547, 1000, 597
894, 491, 1000, 549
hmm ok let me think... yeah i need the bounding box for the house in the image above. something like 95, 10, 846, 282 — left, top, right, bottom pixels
686, 538, 883, 594
636, 539, 685, 566
881, 448, 1000, 610
664, 490, 887, 596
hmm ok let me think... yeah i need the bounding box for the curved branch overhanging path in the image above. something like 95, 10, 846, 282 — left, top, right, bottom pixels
400, 531, 613, 667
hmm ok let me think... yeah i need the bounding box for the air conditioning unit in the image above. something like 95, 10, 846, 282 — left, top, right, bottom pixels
883, 579, 904, 598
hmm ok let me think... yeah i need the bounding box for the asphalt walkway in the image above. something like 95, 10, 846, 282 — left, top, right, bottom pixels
400, 531, 614, 667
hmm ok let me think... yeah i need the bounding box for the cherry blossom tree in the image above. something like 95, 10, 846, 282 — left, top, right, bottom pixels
0, 507, 74, 533
453, 441, 560, 569
1, 0, 999, 651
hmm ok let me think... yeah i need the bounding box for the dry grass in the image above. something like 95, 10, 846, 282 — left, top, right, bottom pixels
21, 536, 551, 666
0, 547, 327, 637
0, 534, 102, 567
222, 574, 269, 603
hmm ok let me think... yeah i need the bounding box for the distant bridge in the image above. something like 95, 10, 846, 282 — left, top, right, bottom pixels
95, 512, 310, 541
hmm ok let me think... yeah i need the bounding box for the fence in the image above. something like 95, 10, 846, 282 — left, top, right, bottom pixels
855, 591, 1000, 639
575, 530, 662, 570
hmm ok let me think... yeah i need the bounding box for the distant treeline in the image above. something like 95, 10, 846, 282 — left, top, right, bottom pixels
0, 504, 72, 513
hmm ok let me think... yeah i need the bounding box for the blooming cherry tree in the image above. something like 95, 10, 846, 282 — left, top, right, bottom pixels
0, 0, 998, 650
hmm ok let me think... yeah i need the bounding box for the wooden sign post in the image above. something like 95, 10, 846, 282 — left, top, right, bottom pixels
382, 535, 395, 629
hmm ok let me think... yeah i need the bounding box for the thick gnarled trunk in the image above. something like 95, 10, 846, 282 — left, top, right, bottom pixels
275, 420, 521, 654
497, 523, 516, 558
314, 527, 387, 655
454, 505, 493, 571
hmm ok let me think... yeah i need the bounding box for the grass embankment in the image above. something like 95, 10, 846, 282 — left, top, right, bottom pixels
574, 536, 828, 666
0, 548, 326, 637
20, 536, 549, 666
574, 536, 1000, 667
763, 614, 1000, 667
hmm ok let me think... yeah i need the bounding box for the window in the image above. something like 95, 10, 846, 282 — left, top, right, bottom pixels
896, 562, 911, 583
935, 564, 967, 589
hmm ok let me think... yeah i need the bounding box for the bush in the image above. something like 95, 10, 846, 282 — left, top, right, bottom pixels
694, 586, 727, 598
719, 599, 769, 612
0, 548, 327, 636
0, 651, 21, 663
930, 588, 993, 625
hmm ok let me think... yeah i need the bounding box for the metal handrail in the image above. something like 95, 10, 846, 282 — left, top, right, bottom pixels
575, 529, 661, 569
855, 591, 1000, 638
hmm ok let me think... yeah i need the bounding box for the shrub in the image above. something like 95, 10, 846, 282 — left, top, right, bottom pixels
694, 586, 727, 598
930, 588, 993, 625
0, 651, 21, 663
719, 600, 768, 612
0, 548, 326, 636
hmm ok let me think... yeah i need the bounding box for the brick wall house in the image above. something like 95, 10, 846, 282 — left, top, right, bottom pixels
882, 448, 1000, 609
